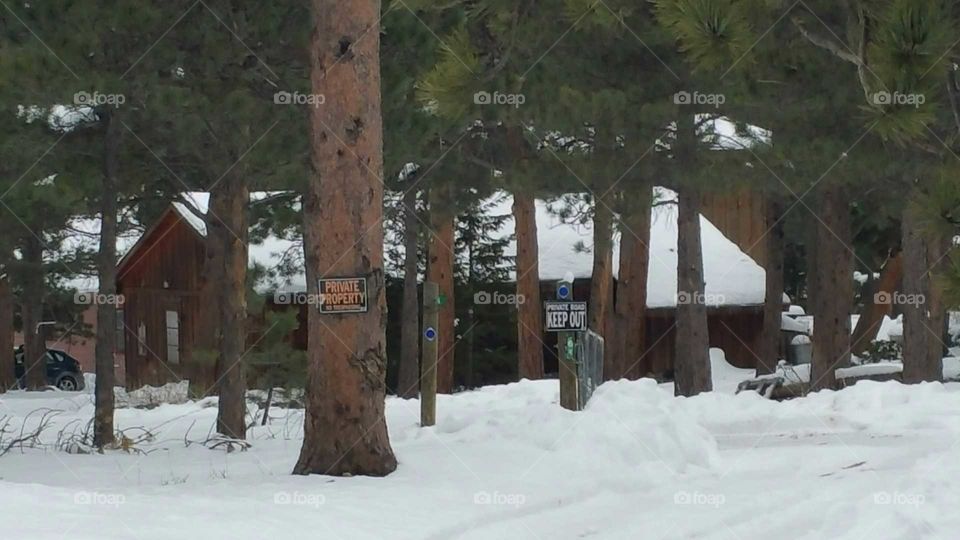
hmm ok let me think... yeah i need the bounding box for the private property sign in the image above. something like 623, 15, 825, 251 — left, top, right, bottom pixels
318, 277, 368, 314
544, 301, 587, 332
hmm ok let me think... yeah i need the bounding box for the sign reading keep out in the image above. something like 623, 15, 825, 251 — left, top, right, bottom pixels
544, 301, 588, 332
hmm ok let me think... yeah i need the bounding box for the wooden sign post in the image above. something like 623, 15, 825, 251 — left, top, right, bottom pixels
549, 280, 581, 411
420, 281, 439, 426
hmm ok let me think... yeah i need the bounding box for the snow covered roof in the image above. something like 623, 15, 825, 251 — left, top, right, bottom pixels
486, 188, 765, 308
171, 191, 292, 237
171, 192, 302, 293
781, 313, 809, 334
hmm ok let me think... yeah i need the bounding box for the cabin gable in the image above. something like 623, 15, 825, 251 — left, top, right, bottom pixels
117, 209, 209, 389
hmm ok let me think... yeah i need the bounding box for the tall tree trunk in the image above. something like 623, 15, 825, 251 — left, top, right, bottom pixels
850, 251, 902, 355
513, 192, 544, 380
197, 208, 225, 396
210, 177, 249, 440
612, 193, 651, 380
94, 112, 121, 448
464, 245, 475, 389
21, 236, 46, 391
397, 188, 420, 398
809, 187, 853, 391
0, 277, 14, 391
928, 232, 950, 368
758, 198, 785, 375
427, 188, 456, 394
295, 0, 397, 476
901, 207, 945, 383
674, 188, 712, 396
591, 202, 615, 380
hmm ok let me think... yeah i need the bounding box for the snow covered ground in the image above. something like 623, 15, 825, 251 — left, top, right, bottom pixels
2, 373, 960, 539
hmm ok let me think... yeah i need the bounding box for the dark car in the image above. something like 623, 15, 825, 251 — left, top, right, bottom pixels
14, 346, 86, 391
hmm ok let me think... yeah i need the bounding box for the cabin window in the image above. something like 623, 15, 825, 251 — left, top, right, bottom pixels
165, 310, 180, 364
115, 309, 125, 353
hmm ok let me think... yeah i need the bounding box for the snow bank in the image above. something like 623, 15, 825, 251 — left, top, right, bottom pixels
708, 348, 756, 394
0, 378, 727, 539
759, 358, 960, 385
114, 381, 190, 408
3, 378, 960, 538
0, 378, 960, 540
389, 379, 720, 481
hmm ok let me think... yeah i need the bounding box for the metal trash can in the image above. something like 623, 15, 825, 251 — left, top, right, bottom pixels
788, 335, 812, 365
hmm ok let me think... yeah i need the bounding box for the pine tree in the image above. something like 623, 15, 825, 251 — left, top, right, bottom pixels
0, 0, 301, 442
0, 112, 29, 392
455, 193, 513, 386
295, 0, 397, 477
140, 0, 312, 438
393, 170, 424, 398
774, 1, 954, 384
38, 0, 177, 447
0, 107, 90, 394
245, 309, 306, 426
651, 0, 945, 390
0, 39, 60, 392
411, 1, 570, 386
381, 4, 460, 397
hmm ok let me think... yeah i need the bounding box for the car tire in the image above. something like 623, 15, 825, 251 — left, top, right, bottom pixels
57, 375, 79, 392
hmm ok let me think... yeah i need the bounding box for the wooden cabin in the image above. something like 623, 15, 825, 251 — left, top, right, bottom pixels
116, 206, 211, 390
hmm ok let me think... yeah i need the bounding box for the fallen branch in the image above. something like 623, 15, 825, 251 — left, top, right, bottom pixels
0, 409, 60, 456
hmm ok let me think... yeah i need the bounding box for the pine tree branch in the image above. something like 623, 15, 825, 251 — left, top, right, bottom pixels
946, 70, 960, 138
480, 7, 521, 84
790, 15, 861, 66
463, 152, 498, 171
174, 193, 212, 227
855, 4, 873, 105
251, 192, 299, 208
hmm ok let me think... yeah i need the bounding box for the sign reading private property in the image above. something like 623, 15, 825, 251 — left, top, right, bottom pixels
318, 277, 368, 314
544, 301, 587, 332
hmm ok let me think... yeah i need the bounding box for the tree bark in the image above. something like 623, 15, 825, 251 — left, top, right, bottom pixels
758, 197, 785, 375
513, 192, 544, 380
463, 252, 475, 389
0, 277, 14, 391
901, 207, 945, 383
295, 0, 397, 476
427, 189, 456, 394
397, 188, 420, 398
674, 188, 712, 396
612, 194, 651, 380
926, 232, 950, 370
210, 177, 249, 440
196, 198, 225, 396
850, 251, 902, 356
21, 236, 46, 391
261, 386, 273, 426
809, 187, 853, 391
94, 112, 121, 448
591, 202, 615, 380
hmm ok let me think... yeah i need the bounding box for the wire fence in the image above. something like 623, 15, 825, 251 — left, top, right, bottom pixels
576, 330, 604, 410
